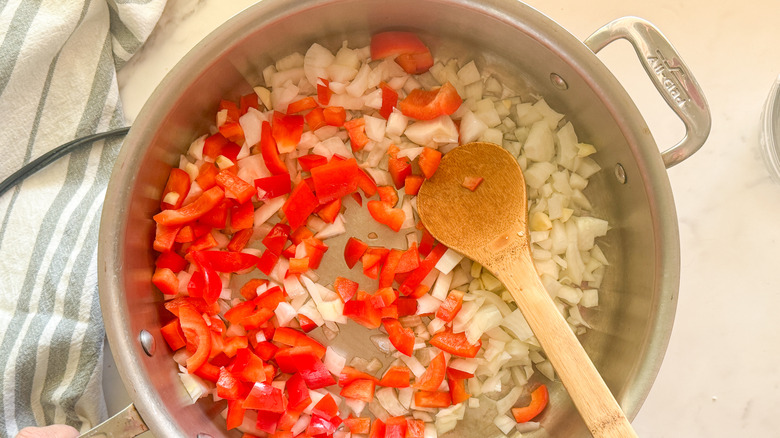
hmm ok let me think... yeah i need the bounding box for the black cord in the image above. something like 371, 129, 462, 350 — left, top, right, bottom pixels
0, 127, 130, 198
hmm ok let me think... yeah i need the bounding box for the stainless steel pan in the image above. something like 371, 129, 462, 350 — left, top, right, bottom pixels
94, 0, 709, 436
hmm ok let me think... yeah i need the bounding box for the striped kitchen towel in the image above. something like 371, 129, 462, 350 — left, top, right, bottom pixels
0, 1, 165, 436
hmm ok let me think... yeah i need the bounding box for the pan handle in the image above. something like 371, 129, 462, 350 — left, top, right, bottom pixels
78, 404, 149, 438
584, 16, 711, 168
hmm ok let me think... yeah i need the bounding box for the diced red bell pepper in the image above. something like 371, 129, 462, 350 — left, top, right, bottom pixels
163, 296, 220, 317
317, 78, 331, 105
370, 31, 433, 74
414, 390, 452, 408
307, 414, 340, 436
356, 168, 378, 198
395, 297, 418, 317
230, 201, 254, 230
342, 298, 382, 329
272, 327, 326, 358
429, 329, 482, 358
199, 250, 260, 273
239, 278, 267, 300
239, 92, 260, 115
219, 99, 241, 122
219, 122, 244, 144
161, 168, 191, 210
379, 82, 399, 120
160, 319, 186, 351
418, 227, 435, 257
260, 121, 288, 175
315, 197, 341, 223
177, 304, 212, 372
379, 249, 403, 288
290, 226, 314, 245
297, 313, 317, 333
217, 367, 251, 400
304, 106, 327, 131
282, 182, 319, 230
230, 348, 267, 383
255, 174, 292, 200
255, 410, 282, 435
288, 257, 309, 273
361, 247, 389, 279
239, 308, 275, 330
398, 82, 462, 121
302, 237, 327, 269
344, 416, 371, 434
395, 242, 420, 274
381, 304, 399, 320
256, 249, 279, 275
371, 287, 399, 309
312, 393, 339, 420
243, 381, 287, 412
153, 224, 181, 253
193, 362, 220, 382
383, 318, 415, 357
406, 419, 425, 438
226, 399, 246, 431
385, 416, 408, 438
367, 200, 405, 232
512, 384, 549, 423
404, 175, 424, 196
287, 96, 318, 114
254, 341, 279, 362
262, 223, 292, 255
377, 185, 399, 206
297, 154, 328, 171
276, 410, 300, 433
152, 267, 179, 295
448, 377, 470, 404
153, 186, 225, 226
203, 133, 231, 160
323, 106, 346, 127
369, 418, 386, 438
189, 250, 223, 304
310, 158, 360, 204
255, 286, 285, 311
418, 147, 443, 179
340, 378, 376, 402
436, 289, 464, 322
285, 372, 312, 412
344, 118, 370, 151
196, 161, 219, 190
413, 352, 446, 391
196, 198, 230, 230
333, 276, 359, 302
462, 175, 484, 191
388, 155, 412, 190
446, 367, 475, 380
272, 111, 304, 153
378, 365, 411, 388
274, 346, 336, 388
398, 243, 447, 296
344, 237, 369, 269
338, 366, 379, 387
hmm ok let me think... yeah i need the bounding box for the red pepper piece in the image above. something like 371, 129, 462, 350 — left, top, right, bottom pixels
418, 147, 443, 179
382, 318, 415, 357
239, 92, 259, 115
254, 173, 291, 200
160, 168, 191, 210
312, 393, 339, 420
155, 250, 187, 274
429, 329, 482, 358
398, 82, 462, 121
226, 399, 246, 430
370, 31, 433, 74
333, 276, 359, 303
344, 237, 369, 269
356, 168, 378, 197
418, 227, 435, 257
317, 77, 331, 105
297, 313, 317, 333
344, 416, 371, 434
377, 185, 399, 206
512, 384, 549, 423
395, 297, 418, 317
388, 155, 412, 190
286, 96, 318, 114
282, 182, 319, 230
404, 174, 424, 195
199, 250, 260, 273
344, 117, 370, 151
272, 111, 304, 153
253, 341, 278, 362
369, 418, 386, 438
177, 304, 212, 372
285, 372, 312, 412
338, 366, 379, 387
305, 107, 327, 132
310, 158, 360, 204
378, 365, 411, 388
385, 416, 408, 438
395, 242, 420, 274
413, 352, 446, 391
217, 368, 251, 400
446, 367, 474, 380
379, 82, 399, 119
272, 327, 326, 358
189, 250, 223, 304
195, 161, 218, 190
239, 278, 267, 301
371, 287, 399, 309
255, 410, 282, 435
153, 223, 181, 253
379, 249, 403, 288
243, 381, 287, 412
219, 99, 241, 122
462, 175, 484, 191
279, 346, 336, 389
218, 121, 244, 144
255, 286, 285, 311
203, 133, 230, 160
307, 414, 340, 436
414, 390, 452, 408
160, 319, 186, 351
340, 378, 376, 402
406, 419, 425, 438
290, 226, 314, 245
398, 243, 447, 296
448, 377, 470, 404
315, 197, 341, 223
436, 289, 465, 323
230, 201, 254, 230
196, 198, 230, 230
297, 153, 328, 171
323, 106, 346, 127
342, 299, 382, 329
153, 186, 225, 226
262, 223, 292, 255
230, 348, 266, 383
163, 296, 219, 317
367, 200, 405, 232
260, 121, 288, 175
256, 249, 279, 275
288, 257, 309, 273
302, 237, 328, 269
152, 267, 179, 295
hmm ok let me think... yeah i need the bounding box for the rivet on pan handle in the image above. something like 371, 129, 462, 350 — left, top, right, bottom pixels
585, 16, 711, 168
78, 404, 149, 438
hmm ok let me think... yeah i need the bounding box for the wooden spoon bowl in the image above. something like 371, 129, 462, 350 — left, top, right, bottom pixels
416, 142, 637, 438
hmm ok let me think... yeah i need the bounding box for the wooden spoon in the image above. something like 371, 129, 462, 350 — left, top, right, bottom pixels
416, 142, 638, 438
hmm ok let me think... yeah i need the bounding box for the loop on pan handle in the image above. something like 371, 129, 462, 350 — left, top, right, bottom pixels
585, 17, 711, 168
78, 404, 149, 438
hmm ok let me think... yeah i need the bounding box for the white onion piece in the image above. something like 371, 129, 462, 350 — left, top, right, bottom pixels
345, 398, 366, 416
315, 215, 347, 240
430, 270, 453, 301
253, 196, 286, 225
448, 358, 478, 376
274, 302, 297, 327
291, 413, 310, 436
416, 294, 442, 316
500, 309, 534, 341
495, 386, 523, 415
424, 423, 438, 438
303, 43, 335, 86
404, 116, 458, 145
386, 109, 409, 137
399, 353, 426, 378
371, 335, 394, 354
493, 414, 516, 435
398, 387, 413, 410
376, 387, 408, 417
179, 373, 209, 403
434, 248, 464, 275
466, 304, 502, 344
318, 300, 347, 323
297, 299, 325, 326
324, 347, 347, 376
515, 421, 541, 433
283, 275, 307, 299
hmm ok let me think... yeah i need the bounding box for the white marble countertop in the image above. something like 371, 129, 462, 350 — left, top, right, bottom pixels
106, 0, 780, 436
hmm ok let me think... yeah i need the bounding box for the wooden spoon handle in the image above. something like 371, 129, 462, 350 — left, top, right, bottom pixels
490, 249, 638, 438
